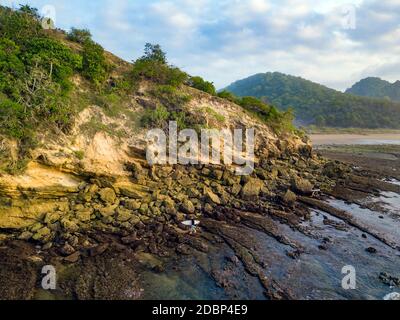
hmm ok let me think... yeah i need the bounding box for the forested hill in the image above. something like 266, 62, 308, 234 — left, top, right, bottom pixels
225, 72, 400, 128
346, 77, 400, 102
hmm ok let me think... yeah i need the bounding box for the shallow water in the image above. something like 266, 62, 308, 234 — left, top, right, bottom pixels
139, 201, 400, 300
327, 198, 400, 246
385, 178, 400, 187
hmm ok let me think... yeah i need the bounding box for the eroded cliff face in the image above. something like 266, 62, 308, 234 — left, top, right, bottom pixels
0, 83, 317, 239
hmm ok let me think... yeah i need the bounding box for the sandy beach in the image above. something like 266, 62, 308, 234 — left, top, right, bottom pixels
311, 133, 400, 146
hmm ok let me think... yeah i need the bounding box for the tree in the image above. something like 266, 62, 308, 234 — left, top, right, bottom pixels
132, 44, 187, 87
18, 5, 40, 19
141, 43, 167, 64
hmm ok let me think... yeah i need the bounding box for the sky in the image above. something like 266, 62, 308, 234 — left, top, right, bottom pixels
2, 0, 400, 91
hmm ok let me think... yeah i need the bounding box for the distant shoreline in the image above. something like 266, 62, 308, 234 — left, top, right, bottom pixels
310, 133, 400, 146
306, 127, 400, 135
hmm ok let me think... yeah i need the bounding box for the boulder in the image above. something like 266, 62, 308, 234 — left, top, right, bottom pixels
60, 243, 76, 256
123, 199, 141, 211
323, 161, 348, 179
98, 205, 117, 217
116, 208, 133, 222
211, 169, 224, 180
181, 199, 195, 214
204, 188, 221, 205
282, 190, 297, 206
241, 178, 264, 200
32, 227, 51, 242
119, 185, 146, 199
75, 209, 92, 222
44, 212, 61, 224
61, 218, 79, 233
231, 184, 242, 196
98, 188, 116, 204
18, 231, 33, 241
291, 177, 313, 196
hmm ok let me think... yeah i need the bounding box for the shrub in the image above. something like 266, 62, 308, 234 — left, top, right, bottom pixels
81, 40, 108, 85
0, 39, 24, 99
150, 85, 191, 110
141, 105, 170, 128
217, 90, 240, 104
0, 5, 42, 44
189, 76, 217, 95
0, 98, 25, 139
67, 28, 92, 44
132, 44, 188, 87
237, 96, 295, 133
24, 37, 82, 90
132, 60, 188, 87
74, 150, 85, 160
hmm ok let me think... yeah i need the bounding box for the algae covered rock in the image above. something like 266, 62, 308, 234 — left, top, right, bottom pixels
181, 199, 195, 214
204, 188, 221, 205
282, 190, 297, 206
116, 208, 133, 222
75, 209, 92, 222
241, 178, 264, 200
44, 212, 61, 224
98, 188, 117, 204
291, 176, 313, 195
32, 227, 51, 242
61, 218, 79, 233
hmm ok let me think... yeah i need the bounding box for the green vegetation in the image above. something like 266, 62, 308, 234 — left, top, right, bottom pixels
202, 107, 225, 123
226, 72, 400, 129
74, 150, 85, 160
67, 28, 92, 44
141, 105, 170, 128
346, 77, 400, 102
81, 40, 108, 86
0, 6, 299, 175
217, 90, 239, 103
189, 76, 217, 95
143, 85, 193, 130
132, 43, 188, 87
0, 5, 109, 173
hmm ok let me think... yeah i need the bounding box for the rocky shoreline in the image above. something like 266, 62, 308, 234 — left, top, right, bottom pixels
1, 142, 400, 300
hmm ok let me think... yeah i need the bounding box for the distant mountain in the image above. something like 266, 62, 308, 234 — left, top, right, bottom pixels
225, 72, 400, 129
346, 77, 400, 102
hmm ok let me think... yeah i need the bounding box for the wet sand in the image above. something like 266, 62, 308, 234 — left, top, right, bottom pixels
311, 134, 400, 146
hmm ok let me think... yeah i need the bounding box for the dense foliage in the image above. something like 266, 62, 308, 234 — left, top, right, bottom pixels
226, 72, 400, 129
132, 43, 188, 87
346, 77, 400, 102
0, 5, 109, 173
67, 28, 92, 44
81, 40, 108, 85
189, 76, 217, 95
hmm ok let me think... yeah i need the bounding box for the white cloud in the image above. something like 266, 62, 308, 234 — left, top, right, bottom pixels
17, 0, 400, 91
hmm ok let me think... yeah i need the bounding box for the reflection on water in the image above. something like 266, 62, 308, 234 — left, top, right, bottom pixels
327, 198, 400, 245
